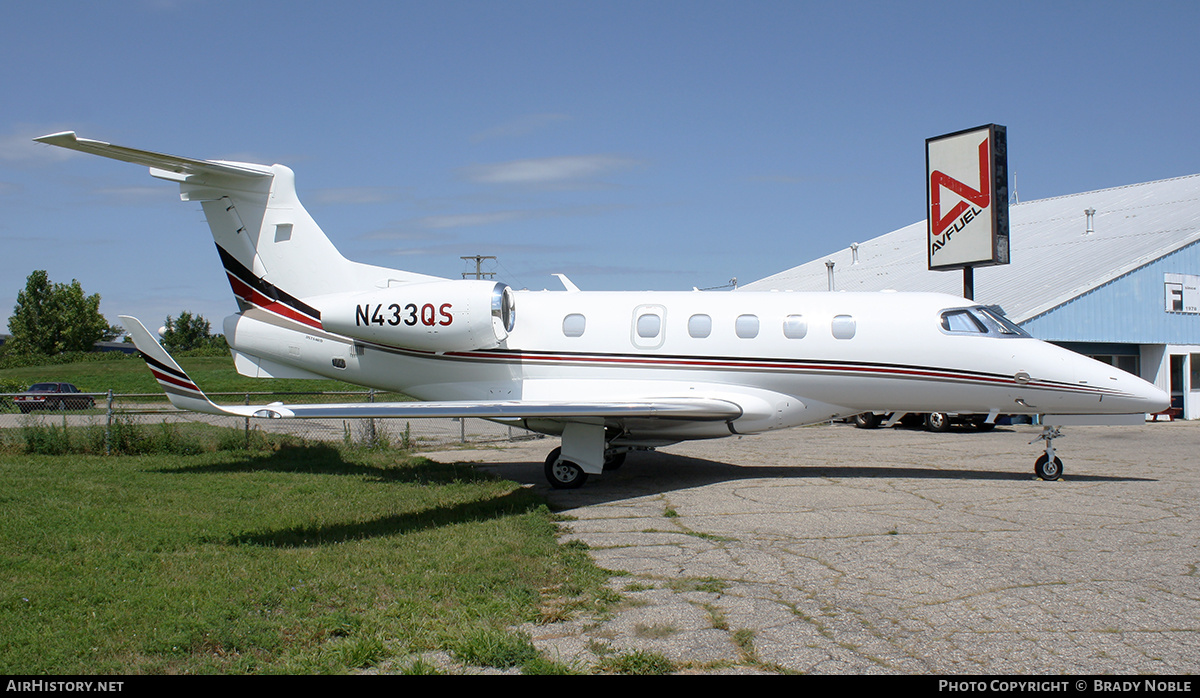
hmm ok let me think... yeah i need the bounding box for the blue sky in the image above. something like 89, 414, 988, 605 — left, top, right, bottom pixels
3, 0, 1199, 332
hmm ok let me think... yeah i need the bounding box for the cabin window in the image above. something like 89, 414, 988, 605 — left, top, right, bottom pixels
735, 314, 759, 339
688, 314, 712, 338
563, 313, 586, 337
783, 314, 807, 339
636, 313, 661, 338
831, 314, 856, 339
940, 309, 986, 333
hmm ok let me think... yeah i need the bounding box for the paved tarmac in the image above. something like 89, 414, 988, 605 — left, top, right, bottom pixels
419, 420, 1200, 674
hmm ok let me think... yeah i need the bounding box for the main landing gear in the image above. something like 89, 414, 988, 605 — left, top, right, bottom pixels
543, 446, 630, 490
1032, 424, 1064, 480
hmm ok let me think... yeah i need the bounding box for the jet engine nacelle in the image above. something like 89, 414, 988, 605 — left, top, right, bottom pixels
319, 280, 516, 352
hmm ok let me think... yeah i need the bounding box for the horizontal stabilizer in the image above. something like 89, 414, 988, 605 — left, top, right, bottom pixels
34, 132, 272, 179
120, 315, 742, 422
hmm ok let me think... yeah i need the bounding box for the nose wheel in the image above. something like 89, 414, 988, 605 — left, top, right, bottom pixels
1034, 453, 1063, 480
1032, 425, 1065, 480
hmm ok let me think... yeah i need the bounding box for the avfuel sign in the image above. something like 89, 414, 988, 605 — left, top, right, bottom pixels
926, 124, 1010, 271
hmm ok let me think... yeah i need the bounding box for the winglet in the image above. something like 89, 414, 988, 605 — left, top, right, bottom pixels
120, 315, 237, 416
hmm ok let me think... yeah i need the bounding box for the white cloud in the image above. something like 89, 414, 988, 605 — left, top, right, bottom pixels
311, 187, 410, 205
94, 186, 177, 204
409, 211, 532, 229
459, 155, 641, 186
383, 239, 578, 258
0, 126, 78, 164
470, 113, 571, 143
364, 204, 626, 239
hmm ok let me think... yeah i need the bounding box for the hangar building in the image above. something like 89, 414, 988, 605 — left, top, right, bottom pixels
743, 174, 1200, 419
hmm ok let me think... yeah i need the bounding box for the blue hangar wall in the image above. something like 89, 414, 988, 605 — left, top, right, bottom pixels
1022, 238, 1200, 345
1021, 239, 1200, 418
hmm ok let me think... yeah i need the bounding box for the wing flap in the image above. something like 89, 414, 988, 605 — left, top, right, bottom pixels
232, 398, 741, 421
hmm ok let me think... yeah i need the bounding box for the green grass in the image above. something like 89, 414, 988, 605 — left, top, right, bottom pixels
0, 446, 611, 674
0, 353, 386, 397
596, 649, 676, 675
1, 416, 303, 456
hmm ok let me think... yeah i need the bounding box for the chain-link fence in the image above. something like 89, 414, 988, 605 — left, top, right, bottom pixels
0, 390, 542, 453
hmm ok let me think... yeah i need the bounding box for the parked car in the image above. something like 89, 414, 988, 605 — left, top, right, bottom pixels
13, 383, 95, 413
852, 411, 998, 432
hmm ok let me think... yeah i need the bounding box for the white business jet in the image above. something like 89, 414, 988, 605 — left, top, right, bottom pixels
35, 132, 1169, 488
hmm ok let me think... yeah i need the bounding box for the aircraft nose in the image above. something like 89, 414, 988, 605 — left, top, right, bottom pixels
1107, 369, 1170, 414
1137, 379, 1171, 415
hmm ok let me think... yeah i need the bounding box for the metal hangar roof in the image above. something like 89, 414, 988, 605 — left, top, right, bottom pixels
743, 174, 1200, 324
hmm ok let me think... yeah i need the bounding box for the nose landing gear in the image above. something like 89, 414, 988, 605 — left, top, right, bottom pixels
1032, 425, 1065, 480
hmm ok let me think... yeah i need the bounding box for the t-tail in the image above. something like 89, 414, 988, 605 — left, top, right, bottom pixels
34, 132, 437, 317
36, 132, 520, 384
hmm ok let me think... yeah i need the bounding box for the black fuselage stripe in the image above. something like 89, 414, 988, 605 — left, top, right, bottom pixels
215, 244, 322, 322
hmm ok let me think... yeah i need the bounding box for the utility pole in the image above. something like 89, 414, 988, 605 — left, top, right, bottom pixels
461, 255, 496, 280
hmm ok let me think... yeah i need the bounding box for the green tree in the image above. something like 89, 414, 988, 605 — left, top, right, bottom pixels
161, 311, 220, 351
5, 270, 121, 356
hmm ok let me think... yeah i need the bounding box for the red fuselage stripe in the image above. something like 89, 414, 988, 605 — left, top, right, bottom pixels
227, 273, 323, 330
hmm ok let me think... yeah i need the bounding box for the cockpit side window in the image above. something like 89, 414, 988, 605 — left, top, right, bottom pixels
940, 309, 987, 333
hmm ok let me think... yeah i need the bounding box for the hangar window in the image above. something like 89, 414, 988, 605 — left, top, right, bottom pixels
735, 314, 759, 339
636, 313, 661, 338
688, 314, 712, 338
831, 314, 856, 339
1092, 354, 1140, 376
562, 313, 586, 337
783, 314, 807, 339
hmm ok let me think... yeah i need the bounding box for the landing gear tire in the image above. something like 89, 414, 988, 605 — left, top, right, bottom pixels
603, 450, 626, 471
972, 416, 996, 432
545, 447, 588, 489
1035, 453, 1063, 480
853, 412, 880, 429
925, 412, 951, 432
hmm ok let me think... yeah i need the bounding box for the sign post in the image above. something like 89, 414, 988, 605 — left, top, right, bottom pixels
926, 124, 1010, 299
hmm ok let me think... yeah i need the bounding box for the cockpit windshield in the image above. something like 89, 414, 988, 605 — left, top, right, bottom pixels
939, 306, 1030, 338
975, 306, 1029, 336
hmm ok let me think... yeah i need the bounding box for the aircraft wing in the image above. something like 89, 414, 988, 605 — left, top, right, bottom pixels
34, 131, 272, 180
120, 316, 742, 423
